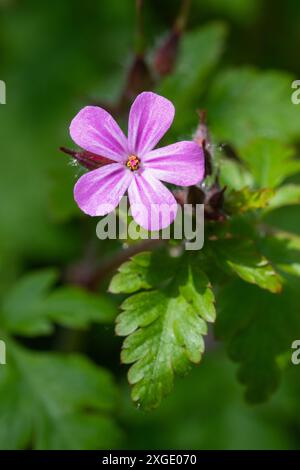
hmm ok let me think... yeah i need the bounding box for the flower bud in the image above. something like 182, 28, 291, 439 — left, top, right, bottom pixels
124, 55, 154, 100
205, 184, 227, 221
59, 147, 112, 170
153, 29, 180, 77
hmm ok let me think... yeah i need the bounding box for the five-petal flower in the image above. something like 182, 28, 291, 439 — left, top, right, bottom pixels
70, 91, 205, 230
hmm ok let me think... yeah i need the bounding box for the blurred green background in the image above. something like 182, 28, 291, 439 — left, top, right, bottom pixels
1, 0, 300, 450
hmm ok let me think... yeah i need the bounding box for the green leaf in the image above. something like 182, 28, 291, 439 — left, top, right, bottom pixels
263, 205, 300, 237
42, 286, 117, 328
207, 68, 300, 149
160, 22, 226, 99
211, 239, 282, 293
109, 250, 177, 294
120, 351, 291, 450
258, 235, 300, 278
215, 278, 300, 403
0, 342, 121, 450
109, 253, 153, 294
0, 269, 116, 336
0, 269, 58, 336
115, 255, 216, 410
267, 185, 300, 211
226, 187, 275, 214
240, 139, 300, 188
219, 157, 254, 190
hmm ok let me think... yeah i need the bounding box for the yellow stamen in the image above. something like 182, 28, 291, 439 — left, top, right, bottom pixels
126, 155, 140, 171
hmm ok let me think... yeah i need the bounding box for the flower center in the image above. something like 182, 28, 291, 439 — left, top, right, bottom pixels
126, 155, 140, 171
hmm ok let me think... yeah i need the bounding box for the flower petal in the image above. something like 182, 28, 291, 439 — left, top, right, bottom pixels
74, 163, 132, 216
143, 141, 205, 186
128, 92, 175, 156
70, 106, 128, 162
128, 170, 178, 231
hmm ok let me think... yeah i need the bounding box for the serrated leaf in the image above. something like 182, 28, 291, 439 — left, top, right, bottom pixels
109, 252, 152, 294
115, 256, 215, 410
0, 342, 121, 450
109, 250, 177, 294
207, 68, 300, 149
240, 139, 300, 188
121, 350, 290, 450
211, 239, 282, 293
215, 278, 300, 403
226, 187, 275, 214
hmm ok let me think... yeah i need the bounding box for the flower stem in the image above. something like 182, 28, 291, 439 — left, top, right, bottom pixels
174, 0, 191, 33
135, 0, 146, 55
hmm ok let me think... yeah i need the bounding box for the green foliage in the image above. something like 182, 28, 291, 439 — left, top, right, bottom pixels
0, 269, 120, 449
159, 22, 227, 101
109, 254, 153, 294
219, 158, 254, 190
267, 185, 300, 211
226, 187, 275, 214
0, 269, 116, 335
109, 36, 300, 409
0, 341, 121, 449
258, 235, 300, 278
216, 277, 300, 403
210, 238, 282, 293
109, 250, 177, 294
120, 352, 292, 450
240, 139, 300, 189
215, 235, 300, 402
206, 69, 300, 149
1, 269, 58, 336
111, 253, 215, 409
158, 22, 227, 134
1, 0, 300, 451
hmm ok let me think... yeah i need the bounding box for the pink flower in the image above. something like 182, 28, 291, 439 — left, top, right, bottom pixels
70, 92, 205, 230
